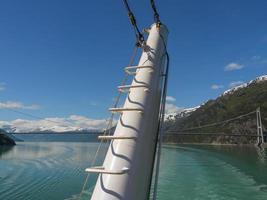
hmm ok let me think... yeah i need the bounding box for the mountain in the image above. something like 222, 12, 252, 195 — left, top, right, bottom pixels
0, 129, 16, 145
165, 106, 200, 121
164, 75, 267, 144
1, 124, 103, 134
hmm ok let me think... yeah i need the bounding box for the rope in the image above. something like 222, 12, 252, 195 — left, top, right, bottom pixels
77, 45, 139, 199
150, 0, 161, 24
167, 110, 257, 133
1, 107, 77, 129
122, 0, 144, 46
151, 31, 169, 200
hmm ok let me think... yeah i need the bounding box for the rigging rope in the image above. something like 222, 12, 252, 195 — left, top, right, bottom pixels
79, 1, 166, 198
122, 0, 145, 46
150, 0, 161, 24
151, 31, 170, 200
77, 45, 139, 199
2, 107, 78, 128
167, 110, 257, 133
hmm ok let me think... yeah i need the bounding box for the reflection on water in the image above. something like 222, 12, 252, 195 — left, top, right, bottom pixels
0, 146, 14, 158
0, 142, 267, 200
0, 142, 108, 200
256, 146, 267, 164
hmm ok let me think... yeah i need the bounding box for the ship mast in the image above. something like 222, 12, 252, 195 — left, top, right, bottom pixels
83, 1, 169, 199
86, 23, 168, 200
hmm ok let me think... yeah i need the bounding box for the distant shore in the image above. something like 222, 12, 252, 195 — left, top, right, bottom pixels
163, 142, 267, 148
12, 132, 102, 135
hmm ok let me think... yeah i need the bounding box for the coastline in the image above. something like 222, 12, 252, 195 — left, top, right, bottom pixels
163, 142, 266, 147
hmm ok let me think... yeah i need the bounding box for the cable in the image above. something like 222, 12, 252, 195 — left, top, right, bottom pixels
167, 110, 257, 133
77, 45, 139, 199
2, 107, 71, 126
122, 0, 144, 46
151, 30, 169, 200
150, 0, 161, 24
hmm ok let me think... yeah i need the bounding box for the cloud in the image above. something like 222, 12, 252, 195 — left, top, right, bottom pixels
165, 103, 183, 115
211, 84, 224, 90
229, 81, 244, 88
0, 115, 109, 132
0, 83, 5, 91
224, 62, 244, 71
0, 101, 41, 110
166, 96, 176, 102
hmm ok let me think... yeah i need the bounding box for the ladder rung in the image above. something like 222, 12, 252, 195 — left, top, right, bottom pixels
125, 65, 154, 75
98, 135, 137, 140
118, 84, 149, 92
85, 166, 129, 175
109, 108, 144, 114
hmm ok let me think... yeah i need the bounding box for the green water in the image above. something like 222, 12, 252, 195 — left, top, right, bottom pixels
1, 142, 267, 200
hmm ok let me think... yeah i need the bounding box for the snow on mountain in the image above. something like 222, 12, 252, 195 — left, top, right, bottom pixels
0, 115, 108, 133
165, 75, 267, 121
165, 106, 200, 121
222, 75, 267, 96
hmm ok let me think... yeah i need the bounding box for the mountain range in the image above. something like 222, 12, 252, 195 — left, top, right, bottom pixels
164, 75, 267, 144
1, 75, 266, 139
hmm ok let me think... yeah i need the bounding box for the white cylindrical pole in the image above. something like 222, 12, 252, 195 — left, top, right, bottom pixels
90, 23, 168, 200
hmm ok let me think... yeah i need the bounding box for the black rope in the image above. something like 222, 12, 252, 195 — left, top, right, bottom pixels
149, 33, 169, 200
122, 0, 144, 46
150, 0, 161, 24
3, 107, 66, 125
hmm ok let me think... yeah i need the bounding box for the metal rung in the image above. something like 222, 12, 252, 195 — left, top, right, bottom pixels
109, 108, 144, 114
98, 135, 137, 140
118, 84, 149, 92
85, 166, 129, 175
125, 65, 154, 75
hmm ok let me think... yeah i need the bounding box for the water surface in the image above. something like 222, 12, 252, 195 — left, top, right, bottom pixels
0, 135, 267, 200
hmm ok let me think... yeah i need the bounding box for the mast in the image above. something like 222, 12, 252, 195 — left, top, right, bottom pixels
256, 107, 264, 145
88, 23, 168, 200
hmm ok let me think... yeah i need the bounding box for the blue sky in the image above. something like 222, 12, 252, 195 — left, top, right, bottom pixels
0, 0, 266, 129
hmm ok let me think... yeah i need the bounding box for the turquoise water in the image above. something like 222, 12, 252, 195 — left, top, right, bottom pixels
157, 145, 267, 200
1, 135, 267, 200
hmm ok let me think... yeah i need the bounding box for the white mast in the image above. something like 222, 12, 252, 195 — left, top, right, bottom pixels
87, 23, 168, 200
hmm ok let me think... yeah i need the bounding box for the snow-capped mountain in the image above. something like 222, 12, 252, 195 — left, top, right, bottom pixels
0, 115, 107, 133
164, 74, 267, 144
222, 75, 267, 96
1, 124, 100, 133
165, 75, 267, 122
165, 106, 200, 121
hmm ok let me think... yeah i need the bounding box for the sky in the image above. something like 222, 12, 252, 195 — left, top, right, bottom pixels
0, 0, 266, 131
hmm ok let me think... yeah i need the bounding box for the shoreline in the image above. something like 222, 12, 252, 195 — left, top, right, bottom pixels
163, 142, 267, 147
12, 132, 101, 135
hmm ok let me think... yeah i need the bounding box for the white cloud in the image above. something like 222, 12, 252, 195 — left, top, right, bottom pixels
211, 84, 224, 90
0, 101, 41, 110
166, 96, 176, 102
229, 81, 244, 88
165, 103, 183, 115
0, 115, 109, 132
224, 62, 244, 71
0, 83, 5, 91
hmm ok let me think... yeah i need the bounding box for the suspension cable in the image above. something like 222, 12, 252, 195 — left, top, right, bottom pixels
122, 0, 145, 46
150, 0, 161, 24
167, 110, 257, 133
1, 107, 77, 129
